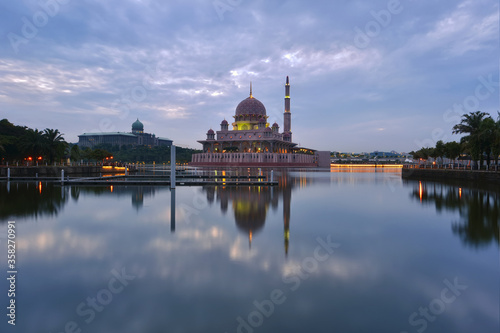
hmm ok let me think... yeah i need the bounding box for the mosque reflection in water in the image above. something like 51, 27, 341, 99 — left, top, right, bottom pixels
1, 173, 498, 250
201, 172, 293, 254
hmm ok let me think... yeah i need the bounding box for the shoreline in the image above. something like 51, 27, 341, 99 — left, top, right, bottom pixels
0, 165, 131, 177
401, 166, 500, 183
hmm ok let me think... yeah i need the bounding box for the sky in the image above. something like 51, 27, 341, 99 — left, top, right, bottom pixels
0, 0, 498, 152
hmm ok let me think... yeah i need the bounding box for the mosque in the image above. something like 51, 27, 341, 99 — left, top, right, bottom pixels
190, 77, 330, 167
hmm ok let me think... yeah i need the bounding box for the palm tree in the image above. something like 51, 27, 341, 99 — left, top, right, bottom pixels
21, 129, 45, 160
479, 117, 495, 168
452, 111, 491, 169
43, 128, 68, 164
492, 112, 500, 170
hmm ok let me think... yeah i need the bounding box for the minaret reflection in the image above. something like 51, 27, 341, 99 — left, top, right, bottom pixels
282, 175, 291, 257
202, 171, 294, 255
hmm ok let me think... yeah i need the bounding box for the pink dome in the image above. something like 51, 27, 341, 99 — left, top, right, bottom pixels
235, 97, 266, 117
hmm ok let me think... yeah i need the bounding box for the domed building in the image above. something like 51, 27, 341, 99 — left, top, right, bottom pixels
78, 119, 172, 148
131, 119, 144, 134
191, 77, 330, 167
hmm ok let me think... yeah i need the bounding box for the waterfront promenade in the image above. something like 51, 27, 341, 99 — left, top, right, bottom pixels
402, 164, 500, 182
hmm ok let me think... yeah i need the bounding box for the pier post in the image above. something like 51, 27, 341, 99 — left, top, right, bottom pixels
125, 164, 128, 176
271, 170, 274, 183
61, 169, 65, 184
7, 168, 10, 180
171, 188, 176, 233
171, 145, 176, 189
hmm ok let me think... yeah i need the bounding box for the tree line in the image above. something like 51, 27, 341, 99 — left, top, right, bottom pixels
0, 119, 201, 165
410, 111, 500, 168
0, 119, 68, 164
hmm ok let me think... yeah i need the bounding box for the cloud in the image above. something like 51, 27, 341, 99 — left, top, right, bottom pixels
0, 0, 497, 151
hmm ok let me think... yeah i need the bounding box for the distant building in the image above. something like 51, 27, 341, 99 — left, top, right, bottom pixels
78, 119, 172, 148
191, 77, 330, 167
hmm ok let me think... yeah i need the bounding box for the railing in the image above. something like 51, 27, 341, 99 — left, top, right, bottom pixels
403, 163, 500, 172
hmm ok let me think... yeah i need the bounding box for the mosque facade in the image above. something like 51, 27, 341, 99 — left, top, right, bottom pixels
191, 77, 330, 167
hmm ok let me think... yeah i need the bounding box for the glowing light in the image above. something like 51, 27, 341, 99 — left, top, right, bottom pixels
110, 186, 113, 193
330, 164, 403, 168
459, 188, 462, 199
37, 156, 42, 160
419, 181, 423, 202
38, 182, 42, 194
28, 157, 32, 161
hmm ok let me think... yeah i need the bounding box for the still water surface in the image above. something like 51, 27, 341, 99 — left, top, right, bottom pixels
1, 168, 498, 333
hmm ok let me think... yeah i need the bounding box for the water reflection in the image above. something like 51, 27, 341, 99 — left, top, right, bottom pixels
406, 180, 500, 248
0, 182, 168, 220
2, 171, 498, 333
201, 172, 294, 254
0, 181, 69, 220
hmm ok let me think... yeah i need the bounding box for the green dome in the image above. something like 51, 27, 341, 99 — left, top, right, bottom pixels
132, 118, 144, 131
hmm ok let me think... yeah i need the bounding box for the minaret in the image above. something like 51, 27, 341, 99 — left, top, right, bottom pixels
284, 76, 292, 142
250, 82, 253, 98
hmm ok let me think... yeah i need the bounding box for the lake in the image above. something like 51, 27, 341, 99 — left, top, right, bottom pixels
1, 167, 498, 333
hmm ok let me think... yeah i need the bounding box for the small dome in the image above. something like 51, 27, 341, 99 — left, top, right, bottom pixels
283, 132, 290, 137
221, 119, 228, 125
207, 129, 215, 134
132, 118, 144, 131
235, 97, 267, 117
264, 127, 272, 132
272, 122, 279, 128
